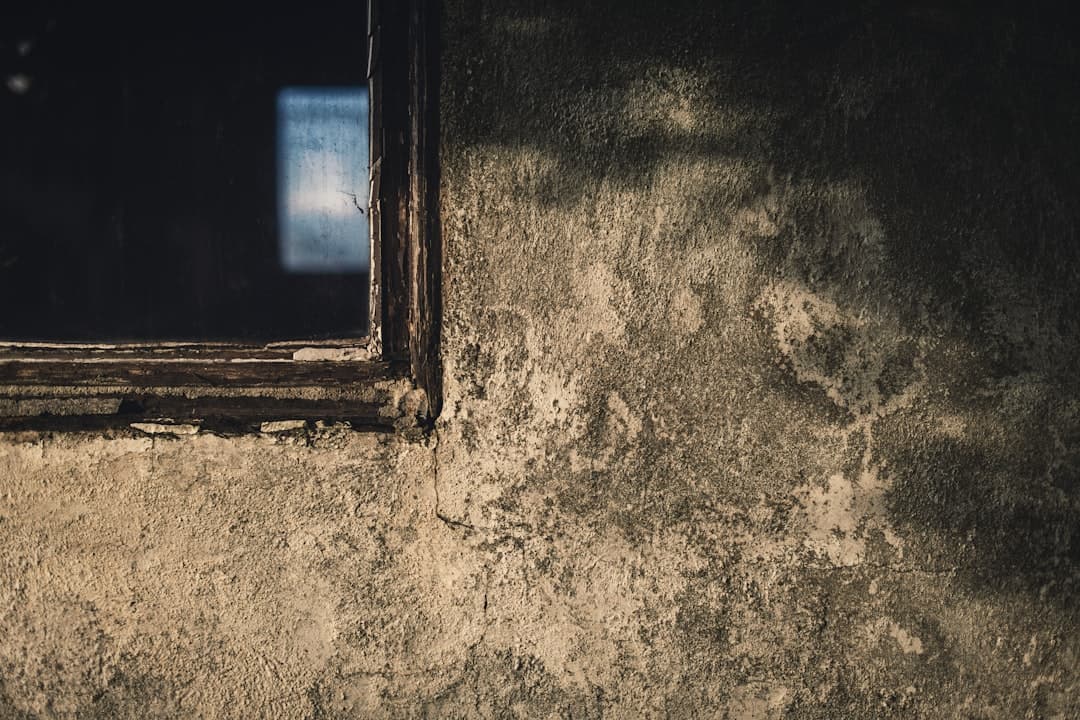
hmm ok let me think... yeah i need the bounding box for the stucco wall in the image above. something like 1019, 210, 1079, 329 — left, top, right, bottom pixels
3, 1, 1079, 717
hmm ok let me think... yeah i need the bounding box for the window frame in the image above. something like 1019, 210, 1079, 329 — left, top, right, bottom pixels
0, 0, 441, 434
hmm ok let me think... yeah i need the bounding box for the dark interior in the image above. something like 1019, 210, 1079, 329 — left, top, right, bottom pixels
0, 5, 370, 342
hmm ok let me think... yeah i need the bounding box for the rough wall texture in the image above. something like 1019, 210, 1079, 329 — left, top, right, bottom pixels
2, 1, 1080, 717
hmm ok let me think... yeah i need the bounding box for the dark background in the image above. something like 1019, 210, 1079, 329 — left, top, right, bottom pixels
0, 5, 370, 341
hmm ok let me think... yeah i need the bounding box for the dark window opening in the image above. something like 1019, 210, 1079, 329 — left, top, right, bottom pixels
0, 0, 441, 433
0, 6, 371, 342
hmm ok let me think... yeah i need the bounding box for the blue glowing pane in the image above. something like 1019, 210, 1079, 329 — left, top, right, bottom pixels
277, 87, 369, 273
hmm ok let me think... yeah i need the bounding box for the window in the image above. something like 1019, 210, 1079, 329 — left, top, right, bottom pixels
0, 1, 441, 432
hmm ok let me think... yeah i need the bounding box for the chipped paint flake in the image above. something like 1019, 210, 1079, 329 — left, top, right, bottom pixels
129, 422, 200, 435
260, 420, 308, 433
292, 346, 373, 362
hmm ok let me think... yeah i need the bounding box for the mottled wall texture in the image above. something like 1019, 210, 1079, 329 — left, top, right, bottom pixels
2, 1, 1079, 717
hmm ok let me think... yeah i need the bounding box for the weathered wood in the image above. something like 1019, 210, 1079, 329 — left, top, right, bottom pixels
0, 394, 391, 433
0, 340, 367, 360
0, 358, 404, 388
368, 0, 385, 354
408, 0, 443, 419
0, 347, 408, 430
372, 0, 413, 359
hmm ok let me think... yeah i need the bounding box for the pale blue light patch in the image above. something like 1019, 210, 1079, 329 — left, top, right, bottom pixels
277, 87, 369, 273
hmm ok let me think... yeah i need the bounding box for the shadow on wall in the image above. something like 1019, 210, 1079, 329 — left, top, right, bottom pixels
444, 0, 1080, 604
882, 378, 1080, 600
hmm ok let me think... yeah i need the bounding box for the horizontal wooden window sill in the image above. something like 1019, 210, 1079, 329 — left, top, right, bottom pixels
0, 344, 424, 435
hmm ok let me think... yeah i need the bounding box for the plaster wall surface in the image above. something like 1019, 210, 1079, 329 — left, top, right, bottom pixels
2, 1, 1080, 717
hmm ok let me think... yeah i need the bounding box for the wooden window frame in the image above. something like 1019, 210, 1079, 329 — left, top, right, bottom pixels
0, 0, 441, 434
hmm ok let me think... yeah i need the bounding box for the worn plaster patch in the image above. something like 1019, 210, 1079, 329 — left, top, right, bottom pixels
757, 279, 927, 418
284, 578, 339, 668
793, 473, 865, 566
936, 414, 968, 439
867, 617, 925, 656
760, 280, 926, 565
606, 391, 643, 444
791, 445, 903, 567
291, 346, 372, 362
888, 622, 925, 655
569, 391, 644, 473
471, 525, 708, 696
571, 261, 627, 347
130, 422, 201, 436
670, 286, 704, 337
725, 683, 789, 720
260, 420, 308, 433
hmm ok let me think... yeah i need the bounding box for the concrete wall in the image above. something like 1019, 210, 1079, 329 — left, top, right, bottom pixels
2, 1, 1079, 717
